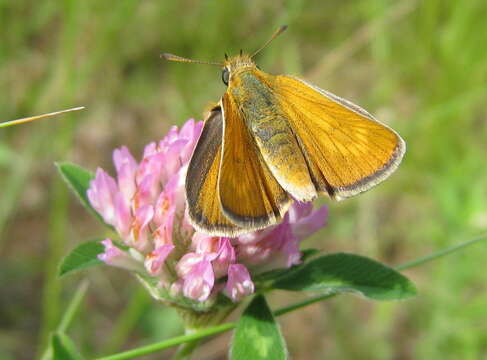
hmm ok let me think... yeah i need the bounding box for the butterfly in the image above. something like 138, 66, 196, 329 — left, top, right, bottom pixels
163, 26, 405, 236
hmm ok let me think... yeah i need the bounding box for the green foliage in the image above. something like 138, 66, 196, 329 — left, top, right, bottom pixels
271, 253, 416, 300
2, 0, 487, 359
231, 295, 287, 360
58, 240, 104, 276
56, 163, 101, 222
300, 248, 321, 261
51, 333, 84, 360
252, 249, 320, 287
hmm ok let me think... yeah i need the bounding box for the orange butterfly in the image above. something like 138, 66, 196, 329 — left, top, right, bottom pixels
163, 26, 405, 236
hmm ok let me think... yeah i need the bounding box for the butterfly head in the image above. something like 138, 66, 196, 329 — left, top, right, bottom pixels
162, 25, 287, 87
221, 53, 255, 86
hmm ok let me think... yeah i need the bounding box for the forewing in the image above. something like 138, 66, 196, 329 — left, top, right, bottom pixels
185, 106, 244, 236
219, 93, 292, 229
274, 75, 405, 200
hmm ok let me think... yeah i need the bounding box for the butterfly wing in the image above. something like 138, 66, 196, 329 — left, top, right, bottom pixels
219, 93, 293, 229
273, 75, 405, 200
185, 105, 245, 236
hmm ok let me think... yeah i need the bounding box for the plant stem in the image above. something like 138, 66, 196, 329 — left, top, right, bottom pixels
394, 232, 487, 271
273, 292, 337, 317
95, 293, 336, 360
0, 107, 84, 128
96, 323, 235, 360
58, 280, 89, 333
39, 280, 89, 360
96, 232, 487, 360
170, 339, 201, 360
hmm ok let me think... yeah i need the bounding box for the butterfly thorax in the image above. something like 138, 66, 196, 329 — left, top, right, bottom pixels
226, 67, 278, 124
223, 63, 319, 202
223, 57, 281, 126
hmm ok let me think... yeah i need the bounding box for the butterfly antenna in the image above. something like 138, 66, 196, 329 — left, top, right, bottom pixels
251, 25, 288, 58
0, 106, 85, 129
161, 53, 222, 66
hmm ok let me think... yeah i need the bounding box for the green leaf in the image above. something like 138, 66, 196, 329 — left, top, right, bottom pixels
252, 268, 292, 285
56, 162, 106, 225
271, 253, 417, 300
253, 249, 321, 289
51, 333, 84, 360
59, 240, 104, 276
231, 295, 287, 360
300, 248, 321, 262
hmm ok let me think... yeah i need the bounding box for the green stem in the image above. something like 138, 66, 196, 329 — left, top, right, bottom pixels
39, 281, 89, 360
58, 280, 90, 333
170, 339, 201, 360
96, 232, 487, 360
394, 232, 487, 271
95, 323, 235, 360
273, 292, 337, 317
95, 293, 336, 360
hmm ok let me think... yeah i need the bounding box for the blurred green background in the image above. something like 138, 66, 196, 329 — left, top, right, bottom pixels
1, 0, 487, 359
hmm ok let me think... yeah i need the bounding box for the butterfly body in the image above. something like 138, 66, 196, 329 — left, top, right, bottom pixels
164, 28, 405, 236
226, 64, 316, 202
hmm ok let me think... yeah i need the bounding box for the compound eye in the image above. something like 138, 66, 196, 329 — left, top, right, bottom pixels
222, 67, 230, 86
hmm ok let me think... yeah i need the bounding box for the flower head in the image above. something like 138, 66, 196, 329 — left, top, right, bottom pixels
88, 119, 328, 304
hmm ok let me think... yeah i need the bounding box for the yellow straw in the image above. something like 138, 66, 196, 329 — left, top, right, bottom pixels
0, 106, 85, 128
